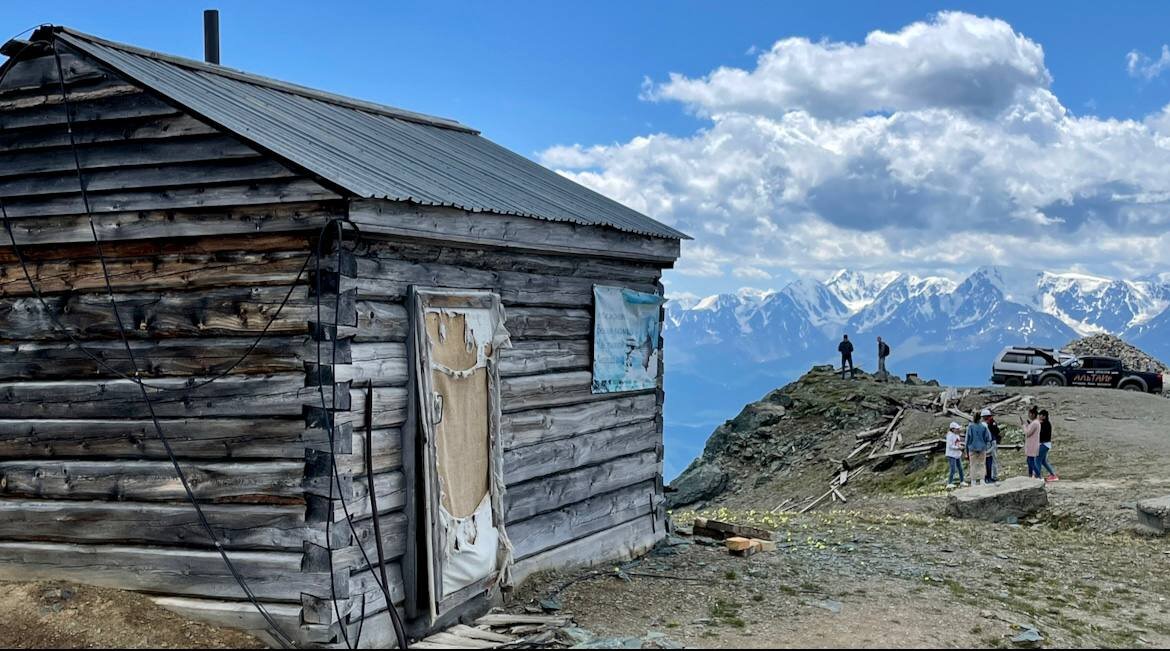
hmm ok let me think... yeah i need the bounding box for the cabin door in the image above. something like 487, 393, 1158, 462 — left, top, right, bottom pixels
406, 288, 511, 623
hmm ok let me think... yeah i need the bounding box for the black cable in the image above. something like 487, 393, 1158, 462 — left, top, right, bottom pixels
0, 35, 309, 395
365, 379, 409, 649
42, 38, 298, 649
314, 219, 409, 649
3, 33, 407, 648
0, 206, 314, 393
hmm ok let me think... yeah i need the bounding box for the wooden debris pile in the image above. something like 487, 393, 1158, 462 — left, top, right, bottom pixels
776, 389, 1034, 514
692, 516, 779, 558
413, 613, 571, 649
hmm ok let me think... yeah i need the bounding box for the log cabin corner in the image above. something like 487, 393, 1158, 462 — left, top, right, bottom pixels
0, 26, 687, 648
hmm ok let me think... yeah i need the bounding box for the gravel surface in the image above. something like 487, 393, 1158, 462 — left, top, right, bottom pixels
517, 384, 1170, 648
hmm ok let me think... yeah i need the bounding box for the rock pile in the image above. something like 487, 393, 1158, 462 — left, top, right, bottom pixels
1064, 333, 1168, 373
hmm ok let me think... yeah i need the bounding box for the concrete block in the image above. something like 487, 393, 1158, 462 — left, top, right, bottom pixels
1136, 496, 1170, 535
947, 476, 1048, 523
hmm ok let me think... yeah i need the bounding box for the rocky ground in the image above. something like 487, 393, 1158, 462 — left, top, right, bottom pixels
0, 581, 263, 648
517, 366, 1170, 649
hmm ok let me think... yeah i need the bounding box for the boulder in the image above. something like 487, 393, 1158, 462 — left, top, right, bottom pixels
1136, 496, 1170, 535
947, 477, 1048, 523
666, 463, 728, 509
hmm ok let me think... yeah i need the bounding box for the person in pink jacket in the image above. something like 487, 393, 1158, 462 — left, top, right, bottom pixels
1023, 405, 1042, 478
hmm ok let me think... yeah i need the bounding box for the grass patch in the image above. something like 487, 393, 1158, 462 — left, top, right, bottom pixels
709, 598, 746, 628
874, 454, 950, 497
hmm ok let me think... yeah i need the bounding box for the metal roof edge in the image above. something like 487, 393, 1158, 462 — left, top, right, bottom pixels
54, 26, 480, 135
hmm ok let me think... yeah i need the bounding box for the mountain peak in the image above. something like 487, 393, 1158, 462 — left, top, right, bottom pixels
824, 269, 902, 312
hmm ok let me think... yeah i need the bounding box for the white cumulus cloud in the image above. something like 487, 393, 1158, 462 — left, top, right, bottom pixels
1127, 44, 1170, 79
541, 12, 1170, 288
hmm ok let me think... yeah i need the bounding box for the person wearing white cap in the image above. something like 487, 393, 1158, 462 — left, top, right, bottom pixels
944, 422, 966, 488
982, 408, 1001, 484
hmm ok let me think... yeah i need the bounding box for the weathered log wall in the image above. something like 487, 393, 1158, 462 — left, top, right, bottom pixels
0, 41, 674, 648
337, 232, 667, 644
0, 46, 349, 647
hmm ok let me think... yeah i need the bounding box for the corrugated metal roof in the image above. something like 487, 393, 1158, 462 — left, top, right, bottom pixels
54, 28, 688, 241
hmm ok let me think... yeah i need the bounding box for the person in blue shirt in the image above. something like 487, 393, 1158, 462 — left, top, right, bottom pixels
965, 411, 992, 486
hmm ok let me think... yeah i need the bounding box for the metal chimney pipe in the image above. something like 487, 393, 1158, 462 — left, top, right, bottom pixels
203, 9, 220, 64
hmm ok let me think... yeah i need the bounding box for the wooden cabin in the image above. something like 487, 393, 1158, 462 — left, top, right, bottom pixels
0, 26, 685, 647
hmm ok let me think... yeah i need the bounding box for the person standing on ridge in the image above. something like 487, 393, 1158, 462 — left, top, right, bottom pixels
838, 335, 855, 379
964, 410, 992, 486
983, 408, 1001, 483
877, 336, 891, 380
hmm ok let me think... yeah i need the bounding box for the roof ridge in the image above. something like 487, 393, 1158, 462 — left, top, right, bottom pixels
53, 26, 479, 135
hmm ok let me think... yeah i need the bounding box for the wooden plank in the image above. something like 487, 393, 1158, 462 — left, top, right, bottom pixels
694, 518, 778, 542
508, 480, 658, 559
349, 200, 681, 264
343, 470, 406, 522
0, 114, 219, 152
348, 386, 408, 429
150, 596, 322, 646
0, 541, 335, 602
0, 500, 311, 551
358, 238, 662, 285
501, 393, 658, 450
0, 417, 333, 460
0, 157, 297, 199
0, 336, 342, 381
352, 304, 589, 344
348, 254, 657, 307
499, 370, 598, 412
505, 450, 659, 522
422, 631, 500, 649
0, 87, 179, 130
508, 512, 660, 585
497, 339, 590, 377
342, 561, 405, 621
504, 307, 591, 340
0, 83, 141, 112
315, 342, 407, 387
0, 374, 347, 419
0, 178, 340, 218
347, 427, 403, 478
0, 201, 341, 247
0, 52, 108, 95
503, 418, 657, 485
447, 625, 515, 643
0, 134, 257, 178
334, 512, 409, 573
0, 286, 346, 341
0, 459, 306, 501
353, 301, 409, 343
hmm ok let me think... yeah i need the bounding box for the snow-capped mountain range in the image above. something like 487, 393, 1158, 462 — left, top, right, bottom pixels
668, 267, 1170, 353
660, 267, 1170, 480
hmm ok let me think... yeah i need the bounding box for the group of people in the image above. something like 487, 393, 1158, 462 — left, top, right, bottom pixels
944, 405, 1059, 488
837, 334, 890, 380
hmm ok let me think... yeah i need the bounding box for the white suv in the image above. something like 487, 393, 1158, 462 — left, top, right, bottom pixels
990, 346, 1074, 386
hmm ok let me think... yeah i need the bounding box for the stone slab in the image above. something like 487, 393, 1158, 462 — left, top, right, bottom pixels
947, 476, 1048, 522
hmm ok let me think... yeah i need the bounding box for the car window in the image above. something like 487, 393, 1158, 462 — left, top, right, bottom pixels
1002, 353, 1027, 364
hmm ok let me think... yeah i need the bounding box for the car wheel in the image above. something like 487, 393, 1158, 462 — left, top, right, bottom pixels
1005, 377, 1023, 387
1042, 376, 1064, 387
1121, 382, 1143, 392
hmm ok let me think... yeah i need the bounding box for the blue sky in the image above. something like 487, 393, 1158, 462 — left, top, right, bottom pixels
5, 1, 1166, 159
5, 2, 1170, 296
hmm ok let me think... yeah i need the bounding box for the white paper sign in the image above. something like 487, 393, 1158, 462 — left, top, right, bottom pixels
592, 285, 664, 393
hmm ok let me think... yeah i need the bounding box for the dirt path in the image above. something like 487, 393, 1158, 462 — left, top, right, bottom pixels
0, 581, 263, 649
516, 387, 1170, 648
